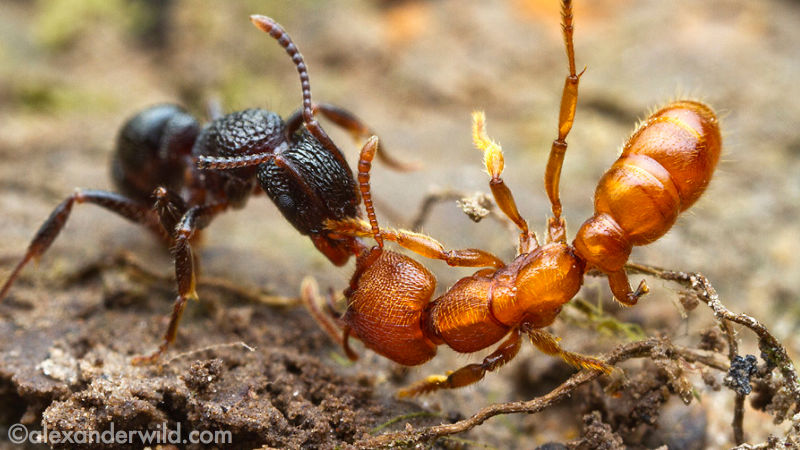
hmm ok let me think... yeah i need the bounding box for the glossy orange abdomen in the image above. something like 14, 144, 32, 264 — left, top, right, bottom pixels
626, 101, 722, 211
575, 100, 721, 273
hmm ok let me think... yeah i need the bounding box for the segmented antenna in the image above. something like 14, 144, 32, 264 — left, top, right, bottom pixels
249, 15, 348, 168
357, 136, 383, 248
196, 152, 274, 170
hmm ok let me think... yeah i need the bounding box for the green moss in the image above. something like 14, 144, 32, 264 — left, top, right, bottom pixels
329, 350, 355, 367
370, 411, 443, 434
567, 297, 647, 341
33, 0, 146, 51
11, 77, 117, 114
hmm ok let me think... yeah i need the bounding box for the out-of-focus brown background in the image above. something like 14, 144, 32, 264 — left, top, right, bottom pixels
1, 0, 798, 447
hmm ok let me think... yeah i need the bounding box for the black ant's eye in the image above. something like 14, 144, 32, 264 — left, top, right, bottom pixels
276, 193, 295, 211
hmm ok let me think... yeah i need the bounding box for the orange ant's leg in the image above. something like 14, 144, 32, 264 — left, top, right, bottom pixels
328, 218, 505, 269
544, 0, 582, 244
285, 104, 419, 171
398, 329, 522, 397
131, 201, 227, 365
0, 189, 165, 301
607, 270, 649, 306
341, 326, 359, 361
524, 325, 611, 374
472, 111, 536, 253
300, 277, 359, 361
374, 226, 505, 269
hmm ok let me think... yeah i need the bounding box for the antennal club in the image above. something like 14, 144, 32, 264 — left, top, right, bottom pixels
249, 15, 347, 167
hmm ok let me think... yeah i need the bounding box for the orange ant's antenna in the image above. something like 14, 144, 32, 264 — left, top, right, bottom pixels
356, 136, 384, 248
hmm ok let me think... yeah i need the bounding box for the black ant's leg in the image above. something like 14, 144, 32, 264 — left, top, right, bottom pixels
286, 104, 418, 171
284, 108, 306, 137
131, 200, 228, 365
151, 186, 188, 238
0, 189, 165, 300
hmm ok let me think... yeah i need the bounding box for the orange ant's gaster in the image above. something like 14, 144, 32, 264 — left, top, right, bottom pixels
304, 0, 721, 396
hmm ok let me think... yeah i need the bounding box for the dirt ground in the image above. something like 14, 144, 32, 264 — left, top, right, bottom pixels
0, 0, 799, 448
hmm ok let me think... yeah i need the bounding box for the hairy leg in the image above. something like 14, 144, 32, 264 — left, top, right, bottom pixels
398, 329, 522, 397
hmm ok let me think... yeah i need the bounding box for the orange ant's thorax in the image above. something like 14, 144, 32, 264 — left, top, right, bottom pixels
420, 243, 586, 356
490, 243, 586, 328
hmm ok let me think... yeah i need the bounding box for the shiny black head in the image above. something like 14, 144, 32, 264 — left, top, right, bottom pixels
257, 129, 360, 265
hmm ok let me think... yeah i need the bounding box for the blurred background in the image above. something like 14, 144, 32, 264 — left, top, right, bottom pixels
0, 0, 798, 446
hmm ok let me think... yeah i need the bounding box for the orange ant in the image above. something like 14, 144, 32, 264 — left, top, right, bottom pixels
304, 0, 721, 396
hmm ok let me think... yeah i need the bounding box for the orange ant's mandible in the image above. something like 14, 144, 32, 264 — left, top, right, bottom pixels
306, 0, 721, 396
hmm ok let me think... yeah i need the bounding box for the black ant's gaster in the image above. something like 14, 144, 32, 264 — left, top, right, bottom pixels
0, 16, 406, 364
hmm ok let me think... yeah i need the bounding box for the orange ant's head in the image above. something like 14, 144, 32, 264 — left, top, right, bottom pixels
343, 249, 438, 366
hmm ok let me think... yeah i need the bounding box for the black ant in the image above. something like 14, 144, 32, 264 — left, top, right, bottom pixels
0, 15, 405, 364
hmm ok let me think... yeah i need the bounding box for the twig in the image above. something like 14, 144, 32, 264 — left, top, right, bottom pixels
623, 263, 800, 444
410, 188, 463, 230
70, 251, 299, 307
354, 339, 724, 448
624, 263, 800, 406
409, 187, 514, 232
165, 341, 255, 365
